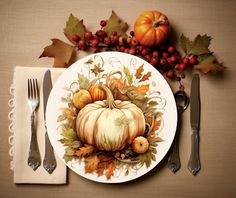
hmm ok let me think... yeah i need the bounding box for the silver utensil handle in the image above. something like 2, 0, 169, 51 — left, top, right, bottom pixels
28, 112, 41, 170
43, 131, 57, 174
188, 130, 201, 175
167, 112, 182, 173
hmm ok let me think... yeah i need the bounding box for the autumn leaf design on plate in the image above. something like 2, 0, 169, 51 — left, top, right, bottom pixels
57, 55, 164, 180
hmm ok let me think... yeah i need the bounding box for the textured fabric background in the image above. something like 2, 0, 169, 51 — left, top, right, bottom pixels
0, 0, 236, 197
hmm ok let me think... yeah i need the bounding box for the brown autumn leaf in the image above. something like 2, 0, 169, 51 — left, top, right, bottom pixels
195, 63, 226, 74
39, 39, 75, 68
75, 144, 96, 158
139, 72, 152, 82
146, 117, 161, 139
96, 154, 114, 177
84, 155, 100, 173
131, 84, 149, 95
105, 160, 115, 179
194, 54, 226, 73
135, 64, 144, 79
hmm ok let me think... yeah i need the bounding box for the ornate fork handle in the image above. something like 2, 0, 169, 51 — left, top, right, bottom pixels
28, 112, 41, 170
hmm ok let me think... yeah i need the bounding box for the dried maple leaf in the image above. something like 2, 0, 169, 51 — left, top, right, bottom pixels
84, 155, 100, 173
194, 54, 226, 73
180, 34, 192, 54
39, 39, 75, 68
135, 64, 144, 79
189, 34, 211, 55
131, 84, 149, 95
139, 71, 151, 82
96, 154, 114, 177
146, 116, 161, 139
75, 144, 96, 158
105, 160, 115, 179
91, 64, 104, 76
104, 10, 129, 37
195, 63, 226, 74
180, 34, 211, 56
64, 13, 86, 44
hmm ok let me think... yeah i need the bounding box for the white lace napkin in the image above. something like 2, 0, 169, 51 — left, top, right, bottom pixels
8, 66, 67, 184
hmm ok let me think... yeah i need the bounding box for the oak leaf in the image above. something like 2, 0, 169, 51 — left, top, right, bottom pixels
75, 144, 96, 158
96, 154, 114, 177
84, 155, 100, 173
135, 64, 144, 79
139, 71, 151, 82
64, 13, 86, 44
105, 160, 115, 179
104, 10, 129, 37
39, 39, 75, 67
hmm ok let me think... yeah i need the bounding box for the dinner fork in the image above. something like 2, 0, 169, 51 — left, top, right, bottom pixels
27, 79, 41, 171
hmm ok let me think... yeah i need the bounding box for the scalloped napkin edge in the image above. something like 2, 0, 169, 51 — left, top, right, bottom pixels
8, 66, 67, 184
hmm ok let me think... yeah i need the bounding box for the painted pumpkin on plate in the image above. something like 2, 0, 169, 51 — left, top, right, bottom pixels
89, 84, 106, 101
75, 85, 146, 151
134, 10, 170, 46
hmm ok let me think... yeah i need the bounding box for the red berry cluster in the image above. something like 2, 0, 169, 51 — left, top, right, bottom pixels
71, 20, 199, 90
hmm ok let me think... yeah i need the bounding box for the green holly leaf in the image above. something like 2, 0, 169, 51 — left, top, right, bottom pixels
104, 10, 129, 37
64, 13, 86, 44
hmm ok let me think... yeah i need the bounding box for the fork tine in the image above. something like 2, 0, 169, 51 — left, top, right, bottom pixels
28, 79, 30, 99
32, 79, 36, 98
35, 79, 39, 99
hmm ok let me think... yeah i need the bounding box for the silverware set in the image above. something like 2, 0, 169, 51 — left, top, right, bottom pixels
167, 73, 201, 175
27, 70, 57, 174
27, 71, 200, 175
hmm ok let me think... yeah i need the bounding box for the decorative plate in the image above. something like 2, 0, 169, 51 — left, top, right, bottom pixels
46, 51, 177, 183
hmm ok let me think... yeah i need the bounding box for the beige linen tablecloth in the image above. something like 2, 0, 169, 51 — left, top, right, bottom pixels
0, 0, 236, 198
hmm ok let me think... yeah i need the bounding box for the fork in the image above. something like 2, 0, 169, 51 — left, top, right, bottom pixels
27, 79, 41, 171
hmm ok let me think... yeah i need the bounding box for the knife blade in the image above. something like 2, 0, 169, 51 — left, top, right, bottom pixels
187, 73, 201, 175
43, 70, 57, 174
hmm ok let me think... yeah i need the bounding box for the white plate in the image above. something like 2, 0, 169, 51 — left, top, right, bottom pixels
46, 51, 177, 183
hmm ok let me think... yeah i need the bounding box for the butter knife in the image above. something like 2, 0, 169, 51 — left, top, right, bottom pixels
43, 70, 57, 174
187, 73, 201, 175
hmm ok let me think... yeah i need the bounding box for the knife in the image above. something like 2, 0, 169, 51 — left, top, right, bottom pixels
43, 70, 57, 174
187, 73, 201, 175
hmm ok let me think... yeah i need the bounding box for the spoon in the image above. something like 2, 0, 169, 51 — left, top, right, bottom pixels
167, 90, 190, 173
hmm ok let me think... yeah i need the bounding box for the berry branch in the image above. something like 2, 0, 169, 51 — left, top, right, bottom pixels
39, 10, 226, 91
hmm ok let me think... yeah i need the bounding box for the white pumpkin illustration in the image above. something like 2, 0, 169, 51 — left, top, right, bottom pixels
75, 84, 146, 151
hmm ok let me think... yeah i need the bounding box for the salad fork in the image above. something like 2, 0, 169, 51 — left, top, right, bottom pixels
27, 79, 41, 171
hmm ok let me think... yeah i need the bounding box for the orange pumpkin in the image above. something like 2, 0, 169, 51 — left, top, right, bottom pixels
134, 11, 170, 46
89, 84, 106, 101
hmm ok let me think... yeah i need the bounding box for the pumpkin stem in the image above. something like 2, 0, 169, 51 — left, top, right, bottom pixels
99, 84, 117, 109
153, 17, 169, 27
